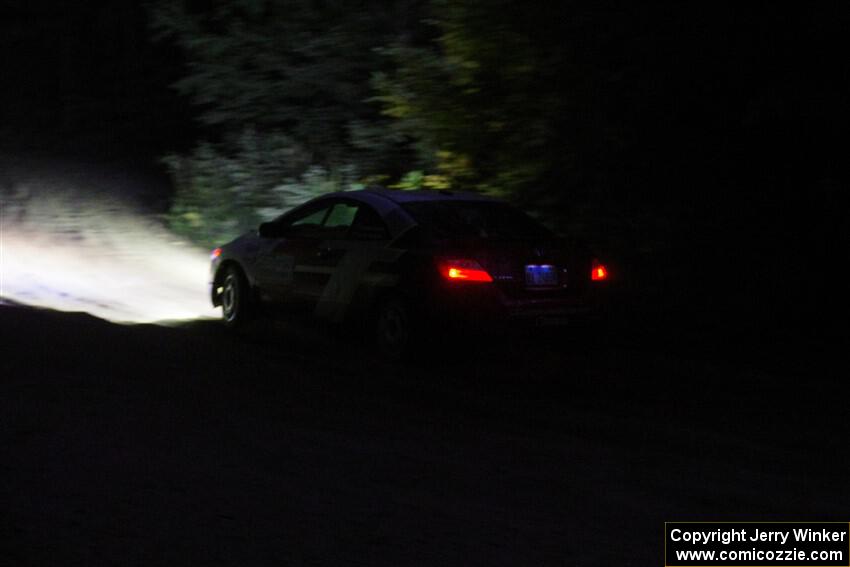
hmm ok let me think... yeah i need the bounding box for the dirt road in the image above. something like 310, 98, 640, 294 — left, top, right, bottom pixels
1, 303, 846, 566
0, 154, 216, 323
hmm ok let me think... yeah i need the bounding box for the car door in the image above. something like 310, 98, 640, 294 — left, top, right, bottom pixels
252, 202, 332, 306
292, 200, 360, 307
313, 202, 395, 322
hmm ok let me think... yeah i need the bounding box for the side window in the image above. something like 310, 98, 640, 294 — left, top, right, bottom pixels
324, 203, 358, 238
349, 205, 390, 240
288, 204, 331, 238
270, 200, 387, 240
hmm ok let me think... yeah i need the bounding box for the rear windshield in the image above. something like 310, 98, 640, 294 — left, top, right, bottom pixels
402, 201, 552, 241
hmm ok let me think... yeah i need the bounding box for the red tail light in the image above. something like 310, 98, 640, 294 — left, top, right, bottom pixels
437, 258, 493, 283
211, 248, 222, 260
591, 259, 608, 281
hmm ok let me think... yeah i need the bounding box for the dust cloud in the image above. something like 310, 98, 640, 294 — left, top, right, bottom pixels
1, 158, 218, 324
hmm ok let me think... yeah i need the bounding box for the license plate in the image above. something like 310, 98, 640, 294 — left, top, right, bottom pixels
525, 264, 558, 287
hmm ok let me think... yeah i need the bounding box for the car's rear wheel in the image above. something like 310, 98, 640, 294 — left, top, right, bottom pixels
221, 265, 253, 329
375, 297, 411, 360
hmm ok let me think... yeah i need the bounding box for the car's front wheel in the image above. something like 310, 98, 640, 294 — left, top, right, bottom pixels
221, 265, 253, 329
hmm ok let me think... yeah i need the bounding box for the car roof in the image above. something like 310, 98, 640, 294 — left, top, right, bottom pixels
312, 187, 499, 210
300, 187, 503, 239
359, 186, 498, 205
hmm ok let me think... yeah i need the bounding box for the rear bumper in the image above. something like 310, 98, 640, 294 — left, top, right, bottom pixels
504, 303, 603, 327
420, 283, 607, 331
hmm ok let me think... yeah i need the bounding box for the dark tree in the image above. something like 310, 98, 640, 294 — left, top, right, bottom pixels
149, 0, 426, 244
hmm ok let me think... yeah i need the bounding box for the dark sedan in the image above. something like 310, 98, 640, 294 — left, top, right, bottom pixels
210, 187, 609, 356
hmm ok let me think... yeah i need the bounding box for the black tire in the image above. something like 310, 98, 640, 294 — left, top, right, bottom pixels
375, 296, 412, 360
220, 265, 253, 330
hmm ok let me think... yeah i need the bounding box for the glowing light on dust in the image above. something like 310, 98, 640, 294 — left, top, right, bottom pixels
0, 171, 218, 324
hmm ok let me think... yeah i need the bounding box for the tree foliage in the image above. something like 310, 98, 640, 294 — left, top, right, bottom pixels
149, 0, 425, 244
163, 128, 349, 247
151, 0, 639, 245
374, 2, 635, 208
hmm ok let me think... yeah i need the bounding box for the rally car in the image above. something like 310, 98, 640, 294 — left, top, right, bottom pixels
210, 187, 609, 357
